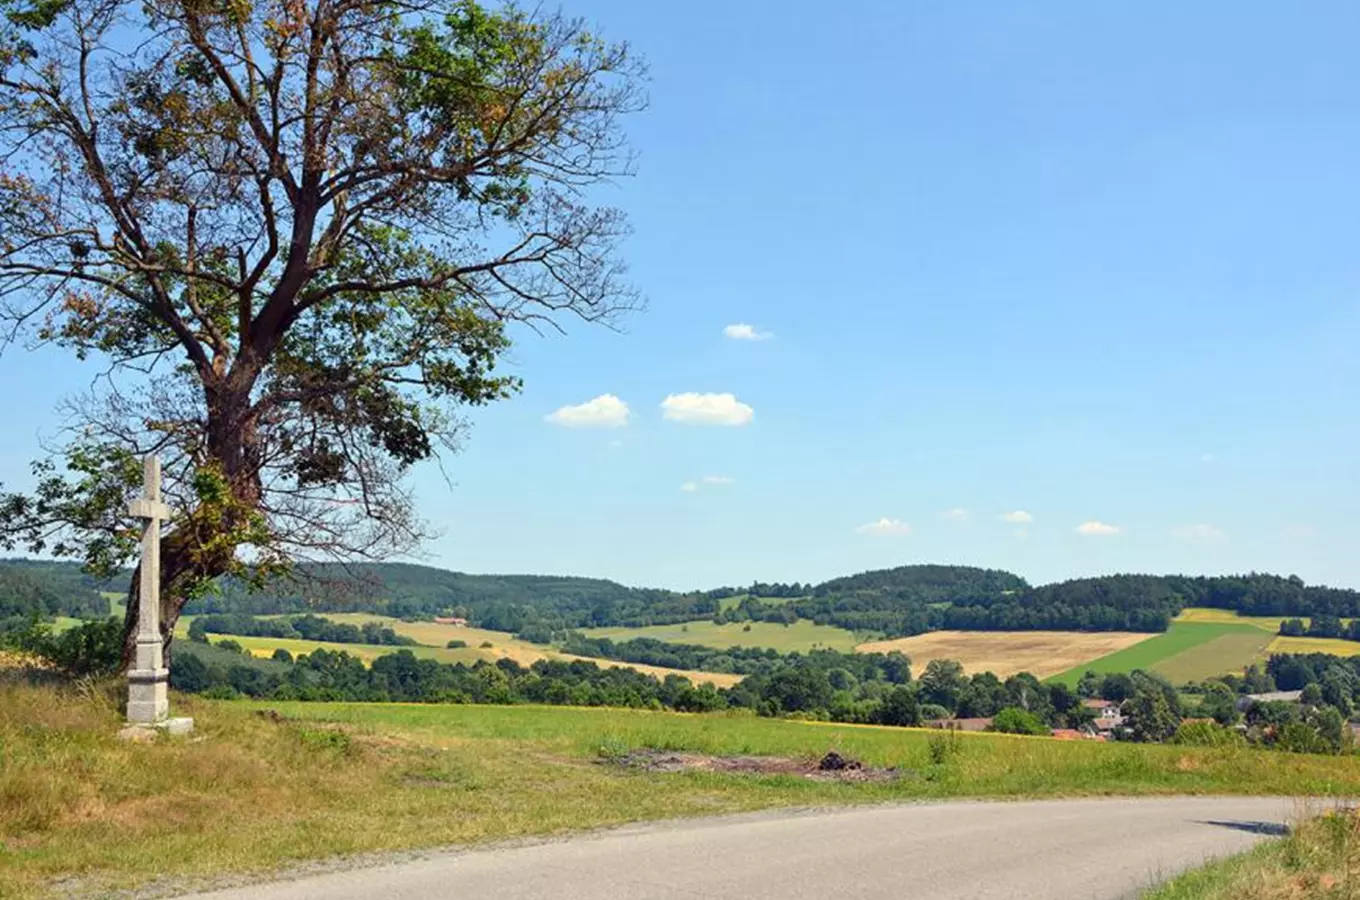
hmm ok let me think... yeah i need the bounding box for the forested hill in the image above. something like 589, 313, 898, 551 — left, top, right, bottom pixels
4, 558, 1360, 639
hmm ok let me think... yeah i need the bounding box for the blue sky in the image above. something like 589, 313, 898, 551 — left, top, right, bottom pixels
3, 1, 1359, 590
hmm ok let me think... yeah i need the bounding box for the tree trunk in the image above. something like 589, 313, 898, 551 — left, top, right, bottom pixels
118, 382, 264, 672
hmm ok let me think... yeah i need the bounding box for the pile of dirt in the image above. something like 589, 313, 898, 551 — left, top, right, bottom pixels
603, 749, 903, 783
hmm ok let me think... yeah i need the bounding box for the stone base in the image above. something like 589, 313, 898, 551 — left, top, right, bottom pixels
117, 717, 195, 742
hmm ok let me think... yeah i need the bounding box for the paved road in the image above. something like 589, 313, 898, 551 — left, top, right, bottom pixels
184, 797, 1308, 900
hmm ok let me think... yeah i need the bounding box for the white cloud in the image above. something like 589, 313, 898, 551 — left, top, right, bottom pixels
1076, 521, 1122, 536
723, 323, 772, 341
942, 508, 971, 523
661, 392, 754, 426
680, 481, 698, 493
545, 394, 630, 428
855, 517, 912, 537
701, 475, 735, 485
1001, 510, 1033, 525
1171, 523, 1225, 540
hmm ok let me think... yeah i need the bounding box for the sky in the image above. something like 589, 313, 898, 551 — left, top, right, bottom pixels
3, 1, 1360, 590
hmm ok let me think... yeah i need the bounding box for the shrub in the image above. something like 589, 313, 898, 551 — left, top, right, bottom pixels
215, 639, 245, 654
271, 648, 294, 664
15, 618, 123, 677
446, 639, 468, 649
479, 641, 494, 649
990, 707, 1049, 736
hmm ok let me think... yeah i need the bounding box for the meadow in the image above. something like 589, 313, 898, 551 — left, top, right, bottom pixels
9, 679, 1360, 899
854, 630, 1155, 679
581, 618, 861, 653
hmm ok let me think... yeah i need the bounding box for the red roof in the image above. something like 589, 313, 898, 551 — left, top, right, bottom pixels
1082, 698, 1118, 710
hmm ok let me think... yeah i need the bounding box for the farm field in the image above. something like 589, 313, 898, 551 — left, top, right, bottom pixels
1047, 622, 1269, 686
9, 681, 1360, 899
181, 613, 742, 688
1266, 636, 1360, 658
854, 630, 1155, 679
581, 618, 860, 653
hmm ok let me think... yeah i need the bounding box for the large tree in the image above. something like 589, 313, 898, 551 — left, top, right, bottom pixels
0, 0, 643, 665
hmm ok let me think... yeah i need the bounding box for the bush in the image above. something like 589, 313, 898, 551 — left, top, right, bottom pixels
446, 639, 468, 649
990, 707, 1049, 736
16, 618, 123, 677
271, 648, 294, 664
479, 641, 494, 649
215, 639, 245, 654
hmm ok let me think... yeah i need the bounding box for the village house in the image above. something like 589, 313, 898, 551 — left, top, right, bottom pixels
434, 616, 469, 627
1236, 690, 1302, 712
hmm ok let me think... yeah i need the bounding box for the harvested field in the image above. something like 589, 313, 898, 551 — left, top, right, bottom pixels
856, 630, 1155, 679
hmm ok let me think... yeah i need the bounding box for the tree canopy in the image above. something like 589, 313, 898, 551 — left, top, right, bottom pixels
0, 0, 644, 663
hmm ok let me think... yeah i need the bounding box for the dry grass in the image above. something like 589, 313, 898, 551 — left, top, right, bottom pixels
1144, 805, 1360, 899
9, 683, 1360, 899
856, 630, 1156, 679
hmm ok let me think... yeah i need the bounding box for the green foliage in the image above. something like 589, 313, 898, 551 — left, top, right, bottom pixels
927, 727, 963, 765
990, 707, 1049, 736
1126, 689, 1180, 743
446, 639, 468, 649
6, 617, 123, 676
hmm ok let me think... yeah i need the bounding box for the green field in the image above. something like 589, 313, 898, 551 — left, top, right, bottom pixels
1047, 621, 1270, 686
581, 618, 861, 653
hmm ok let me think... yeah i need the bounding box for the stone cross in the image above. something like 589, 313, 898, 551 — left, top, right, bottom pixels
126, 455, 172, 725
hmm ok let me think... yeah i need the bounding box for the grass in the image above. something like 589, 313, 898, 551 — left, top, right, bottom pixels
581, 618, 861, 653
855, 630, 1156, 679
10, 679, 1360, 899
1143, 806, 1360, 899
1152, 631, 1277, 684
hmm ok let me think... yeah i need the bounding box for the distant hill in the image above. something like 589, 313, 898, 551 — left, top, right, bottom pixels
5, 558, 1360, 640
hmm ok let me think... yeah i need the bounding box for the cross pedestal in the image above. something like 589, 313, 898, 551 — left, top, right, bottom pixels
120, 454, 193, 739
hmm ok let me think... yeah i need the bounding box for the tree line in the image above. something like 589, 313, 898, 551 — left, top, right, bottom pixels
187, 613, 417, 647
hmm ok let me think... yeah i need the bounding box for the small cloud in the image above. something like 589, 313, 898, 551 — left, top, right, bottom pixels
1001, 510, 1033, 525
942, 508, 971, 523
701, 475, 735, 485
680, 481, 698, 493
545, 394, 630, 428
661, 392, 754, 426
855, 517, 912, 537
1171, 523, 1225, 540
723, 323, 773, 341
1076, 521, 1122, 536
1282, 524, 1318, 539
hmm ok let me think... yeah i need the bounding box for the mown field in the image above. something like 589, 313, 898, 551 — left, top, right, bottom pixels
581, 618, 861, 653
9, 678, 1360, 900
854, 630, 1155, 679
1046, 622, 1267, 686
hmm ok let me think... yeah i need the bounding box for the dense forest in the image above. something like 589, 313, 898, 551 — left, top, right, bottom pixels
5, 558, 1360, 640
0, 560, 109, 628
187, 613, 417, 647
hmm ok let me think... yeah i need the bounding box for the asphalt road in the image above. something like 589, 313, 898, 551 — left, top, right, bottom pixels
183, 796, 1308, 900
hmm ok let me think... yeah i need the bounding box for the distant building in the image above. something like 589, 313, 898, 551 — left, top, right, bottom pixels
434, 617, 469, 627
1081, 698, 1122, 721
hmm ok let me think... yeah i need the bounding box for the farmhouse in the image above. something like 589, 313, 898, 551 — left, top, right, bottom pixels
1081, 698, 1122, 720
434, 617, 469, 627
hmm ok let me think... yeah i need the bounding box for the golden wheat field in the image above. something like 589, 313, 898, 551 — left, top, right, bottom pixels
855, 630, 1157, 679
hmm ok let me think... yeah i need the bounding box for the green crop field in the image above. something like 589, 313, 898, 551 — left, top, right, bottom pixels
581, 618, 861, 653
1047, 621, 1270, 686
